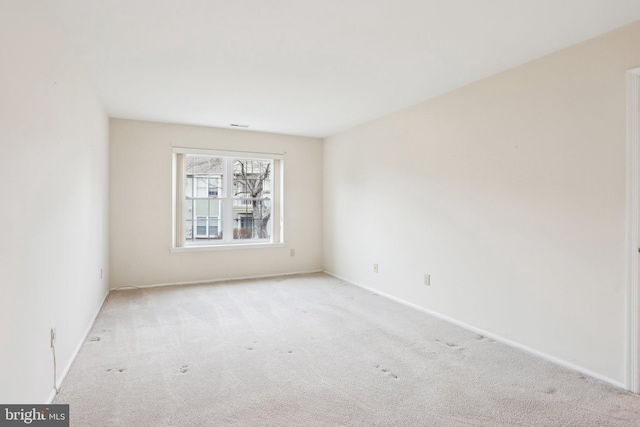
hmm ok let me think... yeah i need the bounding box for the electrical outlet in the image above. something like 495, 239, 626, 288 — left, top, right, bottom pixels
424, 274, 430, 286
50, 327, 56, 348
374, 263, 378, 273
290, 249, 295, 257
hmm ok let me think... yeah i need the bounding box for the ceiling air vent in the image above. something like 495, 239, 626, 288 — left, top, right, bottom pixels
229, 123, 249, 128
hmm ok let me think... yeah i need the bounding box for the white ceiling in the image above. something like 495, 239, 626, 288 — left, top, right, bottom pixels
45, 0, 640, 138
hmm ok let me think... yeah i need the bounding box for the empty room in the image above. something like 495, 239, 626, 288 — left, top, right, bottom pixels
3, 0, 640, 425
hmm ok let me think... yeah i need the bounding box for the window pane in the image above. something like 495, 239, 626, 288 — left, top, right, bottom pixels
196, 217, 206, 236
252, 199, 271, 239
184, 199, 194, 221
186, 156, 224, 198
209, 218, 219, 237
185, 176, 193, 198
188, 156, 224, 175
233, 160, 271, 200
184, 155, 225, 245
208, 177, 221, 197
185, 220, 193, 240
209, 199, 221, 216
215, 219, 223, 240
185, 200, 224, 244
195, 199, 209, 216
233, 198, 271, 240
184, 201, 194, 241
196, 178, 208, 197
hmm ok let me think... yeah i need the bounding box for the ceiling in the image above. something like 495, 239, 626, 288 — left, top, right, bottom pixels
45, 0, 640, 138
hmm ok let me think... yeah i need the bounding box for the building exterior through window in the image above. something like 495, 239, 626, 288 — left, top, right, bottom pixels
173, 148, 283, 249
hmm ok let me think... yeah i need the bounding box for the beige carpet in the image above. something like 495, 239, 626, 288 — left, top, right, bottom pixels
54, 273, 640, 426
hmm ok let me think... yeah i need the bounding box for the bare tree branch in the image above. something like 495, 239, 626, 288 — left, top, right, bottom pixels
234, 160, 272, 239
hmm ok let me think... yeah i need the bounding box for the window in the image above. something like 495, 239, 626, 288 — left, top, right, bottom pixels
172, 148, 284, 250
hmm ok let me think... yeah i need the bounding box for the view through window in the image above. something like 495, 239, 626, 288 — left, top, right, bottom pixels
174, 149, 282, 248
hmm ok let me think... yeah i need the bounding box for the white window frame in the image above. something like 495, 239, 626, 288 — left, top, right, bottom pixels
171, 147, 285, 252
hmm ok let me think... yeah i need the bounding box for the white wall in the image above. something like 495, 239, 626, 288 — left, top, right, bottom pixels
109, 119, 323, 288
0, 1, 109, 403
324, 21, 640, 385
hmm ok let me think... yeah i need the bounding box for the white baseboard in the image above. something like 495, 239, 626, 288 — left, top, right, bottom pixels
324, 270, 627, 390
110, 269, 324, 291
46, 289, 110, 404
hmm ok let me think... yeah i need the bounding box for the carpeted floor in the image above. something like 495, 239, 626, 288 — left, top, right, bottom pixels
54, 273, 640, 426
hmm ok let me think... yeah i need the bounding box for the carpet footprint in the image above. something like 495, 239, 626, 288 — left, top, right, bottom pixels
374, 365, 398, 379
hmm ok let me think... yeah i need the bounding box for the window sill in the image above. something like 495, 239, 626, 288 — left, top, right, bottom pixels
170, 242, 285, 253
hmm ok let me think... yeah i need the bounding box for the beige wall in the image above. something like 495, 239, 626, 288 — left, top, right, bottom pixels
324, 21, 640, 385
109, 119, 323, 288
0, 1, 109, 403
